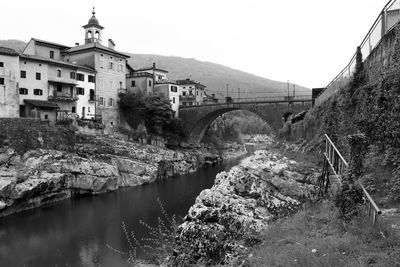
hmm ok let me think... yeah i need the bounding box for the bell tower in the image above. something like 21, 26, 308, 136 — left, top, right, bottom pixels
83, 7, 104, 44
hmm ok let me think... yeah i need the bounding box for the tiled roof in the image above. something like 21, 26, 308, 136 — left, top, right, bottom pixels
24, 99, 59, 109
32, 38, 71, 49
19, 54, 95, 72
134, 66, 168, 73
176, 79, 206, 88
0, 46, 19, 56
65, 42, 130, 58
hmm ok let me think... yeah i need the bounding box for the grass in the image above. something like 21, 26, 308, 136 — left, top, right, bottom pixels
248, 201, 400, 267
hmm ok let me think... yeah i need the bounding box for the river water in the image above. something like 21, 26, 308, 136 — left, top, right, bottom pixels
0, 150, 252, 266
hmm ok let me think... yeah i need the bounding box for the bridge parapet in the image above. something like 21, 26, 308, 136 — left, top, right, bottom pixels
179, 98, 312, 143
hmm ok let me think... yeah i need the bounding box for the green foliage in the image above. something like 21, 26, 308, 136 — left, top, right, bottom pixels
119, 92, 182, 137
107, 198, 179, 266
299, 32, 400, 200
204, 110, 272, 148
249, 201, 400, 267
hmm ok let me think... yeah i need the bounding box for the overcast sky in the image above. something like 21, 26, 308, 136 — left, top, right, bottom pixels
0, 0, 391, 88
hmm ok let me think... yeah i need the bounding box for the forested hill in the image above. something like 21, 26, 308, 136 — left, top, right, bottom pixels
0, 39, 310, 99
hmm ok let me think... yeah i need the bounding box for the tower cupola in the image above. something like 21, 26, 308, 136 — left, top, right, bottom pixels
83, 7, 104, 44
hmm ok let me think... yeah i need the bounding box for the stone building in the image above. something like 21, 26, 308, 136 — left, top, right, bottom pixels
0, 47, 19, 118
61, 8, 130, 129
176, 78, 206, 106
126, 63, 168, 95
154, 81, 180, 117
0, 8, 130, 129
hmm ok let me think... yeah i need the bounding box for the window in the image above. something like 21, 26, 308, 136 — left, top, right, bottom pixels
172, 97, 175, 104
77, 87, 85, 95
183, 91, 186, 96
88, 107, 90, 112
0, 62, 3, 67
119, 81, 123, 88
57, 84, 62, 92
108, 98, 114, 107
196, 91, 199, 96
171, 86, 178, 92
36, 72, 41, 80
149, 80, 152, 87
77, 73, 84, 81
131, 80, 136, 87
20, 70, 26, 78
19, 88, 28, 95
108, 62, 113, 70
57, 69, 62, 77
88, 75, 95, 83
50, 51, 54, 59
99, 97, 104, 106
33, 89, 43, 95
72, 107, 76, 113
45, 114, 48, 120
89, 89, 95, 101
0, 78, 4, 85
70, 72, 76, 79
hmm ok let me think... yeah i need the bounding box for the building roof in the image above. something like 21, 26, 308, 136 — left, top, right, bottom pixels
64, 42, 130, 58
176, 78, 206, 88
31, 38, 71, 49
24, 99, 59, 109
83, 7, 104, 30
19, 54, 96, 72
155, 80, 177, 85
0, 46, 19, 56
134, 66, 168, 73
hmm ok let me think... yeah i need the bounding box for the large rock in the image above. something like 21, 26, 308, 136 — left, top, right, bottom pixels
172, 149, 319, 265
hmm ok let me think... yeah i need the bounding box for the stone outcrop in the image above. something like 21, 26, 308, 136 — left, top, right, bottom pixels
172, 150, 320, 266
0, 136, 220, 217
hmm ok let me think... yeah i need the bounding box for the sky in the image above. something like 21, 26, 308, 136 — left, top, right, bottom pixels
0, 0, 391, 88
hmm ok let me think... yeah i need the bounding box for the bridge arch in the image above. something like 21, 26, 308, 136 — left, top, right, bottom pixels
179, 100, 312, 143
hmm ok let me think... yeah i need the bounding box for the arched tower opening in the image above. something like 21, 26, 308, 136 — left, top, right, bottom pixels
83, 7, 104, 44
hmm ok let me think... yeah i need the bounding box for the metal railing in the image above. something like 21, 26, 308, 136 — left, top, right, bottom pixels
359, 181, 382, 225
322, 134, 382, 225
316, 0, 400, 105
179, 95, 313, 109
324, 134, 348, 184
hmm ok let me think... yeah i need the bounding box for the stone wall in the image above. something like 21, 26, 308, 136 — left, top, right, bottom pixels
0, 118, 78, 154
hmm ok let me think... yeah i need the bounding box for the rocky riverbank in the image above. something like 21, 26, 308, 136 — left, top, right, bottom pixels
0, 135, 220, 217
171, 148, 320, 266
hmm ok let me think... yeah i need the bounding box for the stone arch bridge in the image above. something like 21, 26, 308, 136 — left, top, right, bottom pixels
179, 97, 313, 143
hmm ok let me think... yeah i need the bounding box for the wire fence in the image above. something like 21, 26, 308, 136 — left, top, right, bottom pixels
316, 0, 400, 105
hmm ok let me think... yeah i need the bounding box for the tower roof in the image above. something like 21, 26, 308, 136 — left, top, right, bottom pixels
83, 7, 104, 29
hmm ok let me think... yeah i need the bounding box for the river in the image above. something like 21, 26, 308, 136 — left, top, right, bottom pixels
0, 149, 253, 266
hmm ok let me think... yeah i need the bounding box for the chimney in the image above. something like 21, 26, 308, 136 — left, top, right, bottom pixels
75, 42, 79, 46
153, 62, 156, 69
108, 39, 115, 50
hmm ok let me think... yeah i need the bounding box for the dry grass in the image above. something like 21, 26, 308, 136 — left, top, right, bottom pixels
248, 201, 400, 267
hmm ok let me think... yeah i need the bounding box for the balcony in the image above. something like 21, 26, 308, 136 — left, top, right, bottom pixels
49, 95, 78, 102
180, 95, 196, 101
118, 88, 128, 95
49, 90, 78, 102
126, 72, 153, 78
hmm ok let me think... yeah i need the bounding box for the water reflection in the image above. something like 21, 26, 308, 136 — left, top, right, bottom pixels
0, 153, 249, 266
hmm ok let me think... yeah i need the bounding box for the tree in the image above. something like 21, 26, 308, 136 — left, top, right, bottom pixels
119, 92, 174, 135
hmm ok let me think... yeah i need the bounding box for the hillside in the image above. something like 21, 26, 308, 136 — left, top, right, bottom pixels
0, 39, 310, 99
125, 53, 310, 99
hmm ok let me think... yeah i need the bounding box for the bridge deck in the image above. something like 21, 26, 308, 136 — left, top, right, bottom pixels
179, 98, 313, 109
